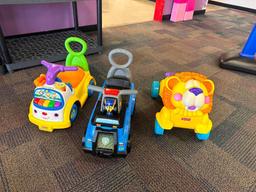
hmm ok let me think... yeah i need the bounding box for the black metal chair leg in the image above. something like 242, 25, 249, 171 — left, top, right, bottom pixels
72, 1, 79, 31
97, 0, 103, 47
0, 26, 11, 74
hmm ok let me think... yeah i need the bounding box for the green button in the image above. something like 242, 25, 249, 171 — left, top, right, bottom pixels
48, 101, 55, 108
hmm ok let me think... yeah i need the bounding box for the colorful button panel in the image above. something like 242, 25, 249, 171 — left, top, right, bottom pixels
33, 98, 62, 109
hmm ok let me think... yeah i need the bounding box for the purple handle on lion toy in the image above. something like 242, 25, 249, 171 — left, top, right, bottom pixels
41, 60, 78, 85
165, 72, 175, 77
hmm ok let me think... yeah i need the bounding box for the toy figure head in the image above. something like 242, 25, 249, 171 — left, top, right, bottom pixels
104, 98, 117, 115
162, 72, 215, 113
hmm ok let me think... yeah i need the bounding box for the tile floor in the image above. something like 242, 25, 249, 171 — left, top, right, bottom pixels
103, 0, 228, 28
103, 0, 155, 28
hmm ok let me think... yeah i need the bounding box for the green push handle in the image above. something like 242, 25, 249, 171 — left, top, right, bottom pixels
65, 37, 88, 55
65, 37, 89, 71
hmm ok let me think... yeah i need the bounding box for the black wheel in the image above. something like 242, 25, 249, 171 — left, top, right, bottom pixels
127, 134, 131, 153
151, 81, 160, 98
88, 79, 95, 97
119, 134, 131, 158
132, 100, 136, 116
70, 103, 79, 123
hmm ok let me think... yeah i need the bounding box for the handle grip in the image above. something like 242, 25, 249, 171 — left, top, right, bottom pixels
108, 49, 133, 69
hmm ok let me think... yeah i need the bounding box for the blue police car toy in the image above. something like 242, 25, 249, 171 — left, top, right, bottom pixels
82, 49, 137, 157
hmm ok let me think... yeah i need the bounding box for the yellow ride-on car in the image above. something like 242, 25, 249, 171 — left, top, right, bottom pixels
28, 37, 95, 132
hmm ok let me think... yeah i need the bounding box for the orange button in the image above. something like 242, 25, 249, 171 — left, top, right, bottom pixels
38, 99, 45, 106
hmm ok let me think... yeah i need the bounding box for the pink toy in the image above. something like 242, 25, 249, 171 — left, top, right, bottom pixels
170, 0, 187, 22
184, 0, 196, 21
154, 0, 165, 21
154, 0, 202, 22
170, 0, 196, 22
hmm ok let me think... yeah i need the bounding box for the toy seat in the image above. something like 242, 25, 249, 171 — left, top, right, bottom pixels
106, 77, 130, 89
107, 68, 132, 81
58, 67, 85, 88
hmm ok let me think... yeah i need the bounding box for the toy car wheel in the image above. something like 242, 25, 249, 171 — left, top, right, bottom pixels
88, 79, 95, 97
196, 132, 211, 141
70, 103, 79, 123
154, 119, 164, 135
131, 97, 136, 115
120, 135, 131, 158
151, 81, 160, 98
127, 134, 131, 153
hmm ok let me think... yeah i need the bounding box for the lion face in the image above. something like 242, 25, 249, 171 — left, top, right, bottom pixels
162, 73, 214, 113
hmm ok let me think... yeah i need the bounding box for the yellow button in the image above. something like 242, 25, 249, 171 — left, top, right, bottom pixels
55, 82, 66, 91
43, 100, 50, 107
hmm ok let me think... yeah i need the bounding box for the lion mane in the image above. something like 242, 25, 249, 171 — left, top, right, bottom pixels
162, 72, 214, 114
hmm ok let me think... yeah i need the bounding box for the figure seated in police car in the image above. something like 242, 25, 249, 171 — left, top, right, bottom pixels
103, 97, 118, 116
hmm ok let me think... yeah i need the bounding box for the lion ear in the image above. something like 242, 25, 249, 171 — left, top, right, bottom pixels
203, 80, 215, 95
166, 76, 181, 90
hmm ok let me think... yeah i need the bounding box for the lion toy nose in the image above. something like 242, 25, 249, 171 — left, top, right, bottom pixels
188, 106, 196, 110
189, 88, 203, 96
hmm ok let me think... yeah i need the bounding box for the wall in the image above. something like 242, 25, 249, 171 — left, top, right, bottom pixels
0, 0, 97, 36
195, 0, 209, 10
210, 0, 255, 9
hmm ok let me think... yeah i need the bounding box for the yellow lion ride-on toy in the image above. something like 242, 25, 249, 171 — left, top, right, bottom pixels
28, 37, 95, 132
151, 72, 215, 140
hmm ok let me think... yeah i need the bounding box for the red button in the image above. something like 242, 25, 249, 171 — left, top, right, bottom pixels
42, 112, 47, 116
34, 98, 40, 104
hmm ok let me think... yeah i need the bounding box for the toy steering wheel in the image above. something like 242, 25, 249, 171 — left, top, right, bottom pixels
108, 49, 133, 69
41, 60, 78, 85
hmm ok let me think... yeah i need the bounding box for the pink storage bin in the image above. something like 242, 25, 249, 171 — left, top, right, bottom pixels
170, 2, 187, 22
184, 0, 195, 20
184, 11, 194, 20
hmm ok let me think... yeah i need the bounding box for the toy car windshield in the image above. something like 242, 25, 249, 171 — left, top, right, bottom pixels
95, 118, 120, 126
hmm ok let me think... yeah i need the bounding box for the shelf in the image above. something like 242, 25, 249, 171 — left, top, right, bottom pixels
0, 0, 102, 73
2, 30, 102, 72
